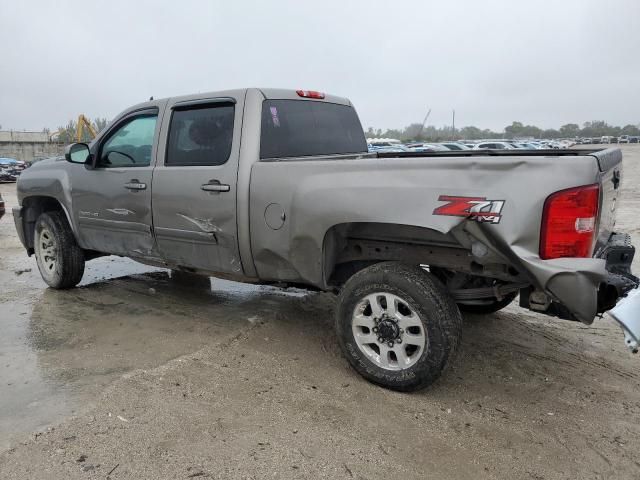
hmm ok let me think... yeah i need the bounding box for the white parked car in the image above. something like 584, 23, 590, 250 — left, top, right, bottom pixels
472, 141, 516, 150
438, 142, 471, 151
406, 143, 450, 152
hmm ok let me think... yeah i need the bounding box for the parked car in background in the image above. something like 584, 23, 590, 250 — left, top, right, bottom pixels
0, 157, 26, 171
0, 165, 20, 182
0, 192, 5, 219
0, 158, 25, 182
508, 142, 540, 149
370, 144, 412, 153
406, 143, 450, 152
619, 135, 630, 144
472, 141, 515, 150
630, 137, 640, 144
0, 158, 27, 180
437, 142, 470, 151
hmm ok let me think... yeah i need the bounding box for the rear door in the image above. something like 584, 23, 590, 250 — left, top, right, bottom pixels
151, 94, 244, 274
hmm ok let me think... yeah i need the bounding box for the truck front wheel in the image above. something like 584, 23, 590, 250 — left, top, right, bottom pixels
336, 262, 462, 392
34, 211, 85, 289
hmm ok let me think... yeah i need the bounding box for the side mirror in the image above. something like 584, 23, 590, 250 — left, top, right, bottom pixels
65, 143, 91, 164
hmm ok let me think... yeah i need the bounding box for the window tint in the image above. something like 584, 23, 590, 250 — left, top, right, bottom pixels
100, 114, 157, 167
260, 100, 367, 159
166, 104, 234, 166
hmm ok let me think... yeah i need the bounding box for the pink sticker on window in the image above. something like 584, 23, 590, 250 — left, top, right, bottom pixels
270, 107, 280, 127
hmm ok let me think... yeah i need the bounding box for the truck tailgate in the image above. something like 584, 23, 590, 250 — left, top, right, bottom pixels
590, 148, 623, 252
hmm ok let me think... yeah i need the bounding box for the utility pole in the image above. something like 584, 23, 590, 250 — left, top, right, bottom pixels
452, 109, 456, 140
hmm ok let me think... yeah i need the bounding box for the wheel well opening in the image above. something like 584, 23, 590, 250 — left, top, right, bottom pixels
22, 196, 66, 254
323, 222, 467, 288
323, 222, 525, 289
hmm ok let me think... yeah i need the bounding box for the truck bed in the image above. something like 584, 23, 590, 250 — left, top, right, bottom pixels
377, 148, 603, 158
250, 147, 623, 324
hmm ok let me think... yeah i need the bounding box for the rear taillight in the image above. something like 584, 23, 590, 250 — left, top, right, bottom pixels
296, 90, 325, 99
540, 184, 600, 259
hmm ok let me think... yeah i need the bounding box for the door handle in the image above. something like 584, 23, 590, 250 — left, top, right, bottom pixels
124, 180, 147, 191
201, 181, 230, 193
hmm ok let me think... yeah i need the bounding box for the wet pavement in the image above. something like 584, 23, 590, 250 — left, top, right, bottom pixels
0, 202, 309, 450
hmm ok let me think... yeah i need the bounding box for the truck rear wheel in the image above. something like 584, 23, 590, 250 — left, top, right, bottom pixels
34, 211, 85, 289
336, 262, 462, 392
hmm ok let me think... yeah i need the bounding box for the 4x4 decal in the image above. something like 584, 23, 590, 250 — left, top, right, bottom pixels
433, 195, 505, 224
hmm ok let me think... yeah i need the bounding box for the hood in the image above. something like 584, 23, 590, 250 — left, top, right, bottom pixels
28, 156, 65, 169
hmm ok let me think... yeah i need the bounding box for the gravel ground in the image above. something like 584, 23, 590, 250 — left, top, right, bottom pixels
1, 145, 640, 479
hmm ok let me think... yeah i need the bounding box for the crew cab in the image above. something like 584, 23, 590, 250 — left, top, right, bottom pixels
13, 88, 640, 391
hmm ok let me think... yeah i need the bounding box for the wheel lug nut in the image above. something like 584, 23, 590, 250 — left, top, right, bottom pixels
396, 338, 402, 344
372, 327, 378, 333
377, 337, 384, 343
387, 341, 394, 348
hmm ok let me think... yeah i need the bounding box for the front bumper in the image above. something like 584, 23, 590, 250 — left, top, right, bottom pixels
12, 205, 27, 249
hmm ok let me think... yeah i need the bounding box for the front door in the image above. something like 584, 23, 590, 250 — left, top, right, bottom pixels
70, 108, 160, 258
151, 96, 243, 274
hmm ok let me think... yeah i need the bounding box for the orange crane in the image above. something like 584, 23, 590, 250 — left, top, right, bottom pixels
75, 114, 97, 142
49, 114, 98, 143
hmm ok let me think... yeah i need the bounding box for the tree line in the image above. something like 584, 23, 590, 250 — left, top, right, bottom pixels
366, 120, 640, 142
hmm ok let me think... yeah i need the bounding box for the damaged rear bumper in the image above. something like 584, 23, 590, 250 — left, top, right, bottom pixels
520, 232, 639, 332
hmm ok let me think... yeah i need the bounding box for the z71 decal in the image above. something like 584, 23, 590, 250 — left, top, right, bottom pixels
433, 195, 505, 224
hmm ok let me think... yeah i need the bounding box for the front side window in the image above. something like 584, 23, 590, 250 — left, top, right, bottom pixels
99, 114, 157, 167
166, 104, 235, 166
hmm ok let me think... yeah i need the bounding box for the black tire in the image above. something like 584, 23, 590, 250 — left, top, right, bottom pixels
34, 211, 85, 289
336, 262, 462, 392
457, 292, 518, 314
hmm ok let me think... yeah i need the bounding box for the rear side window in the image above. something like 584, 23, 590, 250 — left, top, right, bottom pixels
260, 100, 367, 159
166, 104, 234, 166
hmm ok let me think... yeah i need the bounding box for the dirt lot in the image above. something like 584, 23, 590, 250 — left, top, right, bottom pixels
1, 146, 640, 479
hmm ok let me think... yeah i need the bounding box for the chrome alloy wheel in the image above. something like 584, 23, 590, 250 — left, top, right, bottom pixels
351, 292, 427, 371
36, 226, 58, 276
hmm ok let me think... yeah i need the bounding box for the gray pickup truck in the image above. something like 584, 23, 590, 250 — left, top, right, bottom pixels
13, 88, 640, 391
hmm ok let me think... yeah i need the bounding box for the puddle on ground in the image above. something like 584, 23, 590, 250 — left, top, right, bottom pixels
0, 254, 315, 451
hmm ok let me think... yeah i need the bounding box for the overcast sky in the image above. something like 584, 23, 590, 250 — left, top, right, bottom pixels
1, 0, 639, 132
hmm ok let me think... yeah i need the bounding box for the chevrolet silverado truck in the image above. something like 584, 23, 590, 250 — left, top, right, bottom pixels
13, 88, 640, 391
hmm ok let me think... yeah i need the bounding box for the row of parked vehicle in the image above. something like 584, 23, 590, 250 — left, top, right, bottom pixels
367, 139, 575, 153
577, 135, 640, 144
0, 157, 27, 182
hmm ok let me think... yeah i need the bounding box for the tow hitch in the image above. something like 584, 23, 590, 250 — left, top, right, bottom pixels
609, 289, 640, 353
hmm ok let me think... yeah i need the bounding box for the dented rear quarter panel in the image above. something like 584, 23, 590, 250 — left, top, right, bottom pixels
249, 150, 621, 322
